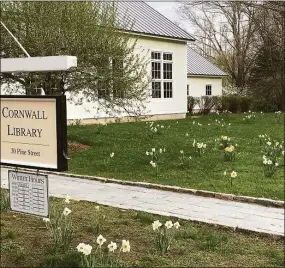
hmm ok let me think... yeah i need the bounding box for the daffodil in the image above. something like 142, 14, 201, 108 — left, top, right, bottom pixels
173, 222, 180, 229
63, 207, 71, 216
152, 220, 162, 231
152, 148, 155, 152
180, 150, 184, 154
231, 171, 237, 178
108, 241, 118, 252
121, 240, 131, 252
110, 152, 114, 158
65, 194, 71, 204
43, 218, 50, 223
96, 234, 106, 247
150, 161, 156, 168
165, 220, 173, 229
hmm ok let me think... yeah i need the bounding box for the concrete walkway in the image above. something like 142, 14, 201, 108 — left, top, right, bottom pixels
1, 167, 284, 236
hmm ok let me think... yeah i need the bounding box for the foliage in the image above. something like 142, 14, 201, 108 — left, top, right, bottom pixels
196, 96, 219, 115
0, 2, 150, 117
0, 189, 10, 212
187, 96, 197, 115
43, 196, 73, 252
152, 220, 180, 255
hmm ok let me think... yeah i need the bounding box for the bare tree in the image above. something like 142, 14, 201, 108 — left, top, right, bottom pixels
177, 1, 257, 94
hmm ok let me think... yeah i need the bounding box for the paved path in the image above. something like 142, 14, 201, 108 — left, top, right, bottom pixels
1, 167, 284, 236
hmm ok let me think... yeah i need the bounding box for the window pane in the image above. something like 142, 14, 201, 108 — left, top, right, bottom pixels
163, 53, 172, 61
152, 82, 161, 98
163, 63, 172, 79
151, 52, 161, 60
163, 82, 173, 98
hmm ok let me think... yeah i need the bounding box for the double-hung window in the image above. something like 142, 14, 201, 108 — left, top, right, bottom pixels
151, 51, 173, 98
206, 84, 212, 96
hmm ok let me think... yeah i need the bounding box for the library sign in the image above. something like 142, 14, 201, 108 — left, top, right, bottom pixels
0, 95, 68, 171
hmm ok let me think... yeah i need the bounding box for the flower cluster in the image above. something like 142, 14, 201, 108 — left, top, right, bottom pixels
193, 140, 206, 156
262, 155, 279, 177
146, 147, 166, 176
146, 121, 169, 137
77, 235, 130, 268
224, 145, 235, 162
178, 150, 192, 168
243, 113, 255, 122
152, 220, 180, 255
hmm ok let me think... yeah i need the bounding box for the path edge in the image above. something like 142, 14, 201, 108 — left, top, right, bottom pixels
1, 165, 284, 208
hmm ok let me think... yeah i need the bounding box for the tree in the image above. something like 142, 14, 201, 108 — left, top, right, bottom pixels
177, 1, 257, 94
244, 1, 284, 111
0, 2, 150, 117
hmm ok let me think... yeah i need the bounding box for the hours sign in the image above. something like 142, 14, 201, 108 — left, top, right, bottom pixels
0, 95, 68, 171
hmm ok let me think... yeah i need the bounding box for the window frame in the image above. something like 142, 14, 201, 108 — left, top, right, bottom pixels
205, 84, 212, 96
151, 51, 173, 99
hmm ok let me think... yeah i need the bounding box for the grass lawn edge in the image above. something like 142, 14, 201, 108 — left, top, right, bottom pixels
2, 165, 284, 209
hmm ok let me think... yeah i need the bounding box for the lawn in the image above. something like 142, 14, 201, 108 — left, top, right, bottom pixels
67, 113, 284, 200
1, 193, 284, 267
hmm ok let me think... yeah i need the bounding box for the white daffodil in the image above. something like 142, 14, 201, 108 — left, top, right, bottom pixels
63, 207, 71, 216
263, 155, 267, 160
231, 171, 237, 178
77, 243, 85, 253
229, 123, 231, 126
276, 142, 279, 146
263, 159, 268, 165
180, 150, 184, 154
197, 143, 202, 149
108, 241, 118, 252
203, 143, 206, 148
173, 222, 180, 229
189, 156, 192, 160
193, 121, 195, 124
165, 220, 173, 229
152, 148, 156, 152
267, 141, 272, 146
82, 244, 92, 256
163, 148, 166, 152
146, 151, 149, 155
159, 148, 163, 154
282, 151, 284, 156
149, 152, 153, 156
275, 162, 279, 167
208, 124, 210, 126
152, 220, 162, 231
43, 218, 50, 223
150, 161, 157, 168
95, 206, 100, 211
154, 128, 158, 132
223, 171, 227, 176
96, 234, 106, 247
110, 152, 115, 158
185, 133, 189, 137
121, 240, 130, 253
267, 160, 272, 165
65, 194, 71, 204
193, 139, 196, 147
161, 125, 165, 128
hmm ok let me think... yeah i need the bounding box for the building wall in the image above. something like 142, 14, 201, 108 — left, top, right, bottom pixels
187, 76, 223, 97
66, 35, 188, 121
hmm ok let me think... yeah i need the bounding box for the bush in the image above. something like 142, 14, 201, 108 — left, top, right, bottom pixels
222, 95, 241, 113
196, 96, 217, 115
187, 96, 196, 115
240, 96, 252, 112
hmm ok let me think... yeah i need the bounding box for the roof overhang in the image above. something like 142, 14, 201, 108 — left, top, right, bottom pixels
187, 73, 227, 78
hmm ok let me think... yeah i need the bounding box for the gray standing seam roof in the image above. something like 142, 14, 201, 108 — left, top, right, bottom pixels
115, 1, 195, 42
187, 47, 227, 77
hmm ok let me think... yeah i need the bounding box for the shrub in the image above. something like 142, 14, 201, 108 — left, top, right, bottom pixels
240, 96, 251, 112
222, 95, 241, 113
187, 96, 196, 115
196, 96, 217, 115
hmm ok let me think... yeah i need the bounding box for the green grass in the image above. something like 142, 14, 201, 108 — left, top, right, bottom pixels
67, 113, 284, 200
0, 195, 284, 267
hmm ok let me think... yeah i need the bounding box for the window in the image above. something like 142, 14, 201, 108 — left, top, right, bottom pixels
187, 84, 189, 96
206, 84, 212, 96
151, 51, 173, 99
112, 57, 125, 98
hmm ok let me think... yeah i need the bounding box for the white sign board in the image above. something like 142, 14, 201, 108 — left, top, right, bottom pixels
8, 170, 49, 217
1, 56, 77, 73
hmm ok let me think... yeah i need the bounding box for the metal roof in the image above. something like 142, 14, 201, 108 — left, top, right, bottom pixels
115, 1, 195, 41
187, 47, 227, 77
